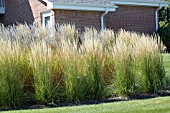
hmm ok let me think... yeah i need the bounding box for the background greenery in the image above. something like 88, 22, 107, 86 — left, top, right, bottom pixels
158, 0, 170, 52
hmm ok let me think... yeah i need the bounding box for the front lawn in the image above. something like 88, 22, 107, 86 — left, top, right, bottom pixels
163, 54, 170, 80
1, 96, 170, 113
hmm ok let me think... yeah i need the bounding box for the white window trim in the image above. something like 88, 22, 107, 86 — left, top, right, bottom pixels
41, 11, 52, 28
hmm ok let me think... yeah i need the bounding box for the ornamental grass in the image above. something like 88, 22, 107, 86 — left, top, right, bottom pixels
0, 24, 165, 108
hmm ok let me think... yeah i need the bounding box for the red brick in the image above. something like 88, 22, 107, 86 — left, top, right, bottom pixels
0, 1, 158, 34
53, 10, 102, 31
105, 5, 157, 34
1, 0, 48, 26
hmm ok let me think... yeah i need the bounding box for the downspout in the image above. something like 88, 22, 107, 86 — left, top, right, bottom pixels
101, 7, 109, 31
155, 3, 162, 31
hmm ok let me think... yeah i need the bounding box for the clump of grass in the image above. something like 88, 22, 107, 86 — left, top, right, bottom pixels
0, 41, 25, 108
131, 34, 165, 94
30, 42, 56, 104
106, 30, 165, 96
0, 24, 166, 108
111, 30, 137, 96
136, 45, 165, 93
63, 54, 89, 102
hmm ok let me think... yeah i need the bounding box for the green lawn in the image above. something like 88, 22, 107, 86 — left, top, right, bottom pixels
1, 54, 170, 113
1, 96, 170, 113
163, 54, 170, 83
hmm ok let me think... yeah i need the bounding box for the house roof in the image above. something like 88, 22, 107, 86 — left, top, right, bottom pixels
46, 0, 114, 6
43, 0, 117, 11
46, 0, 169, 4
110, 0, 167, 3
42, 0, 169, 11
109, 0, 169, 6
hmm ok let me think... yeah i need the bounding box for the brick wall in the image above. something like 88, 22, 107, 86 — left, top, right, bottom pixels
0, 0, 47, 26
106, 5, 157, 34
0, 1, 157, 34
53, 5, 157, 34
53, 10, 102, 31
29, 0, 48, 26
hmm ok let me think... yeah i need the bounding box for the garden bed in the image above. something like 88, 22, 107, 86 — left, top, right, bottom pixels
0, 24, 168, 110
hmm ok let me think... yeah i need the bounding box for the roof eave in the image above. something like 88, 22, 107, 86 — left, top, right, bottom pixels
109, 1, 169, 7
42, 0, 117, 11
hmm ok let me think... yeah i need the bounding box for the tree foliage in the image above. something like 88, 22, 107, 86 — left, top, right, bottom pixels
158, 1, 170, 52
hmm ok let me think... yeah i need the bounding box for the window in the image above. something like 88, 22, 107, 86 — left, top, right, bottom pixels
45, 16, 51, 27
41, 11, 52, 28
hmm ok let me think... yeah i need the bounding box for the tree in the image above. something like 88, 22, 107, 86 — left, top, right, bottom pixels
157, 1, 170, 52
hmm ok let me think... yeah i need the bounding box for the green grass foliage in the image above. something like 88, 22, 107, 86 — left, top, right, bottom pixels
0, 24, 166, 108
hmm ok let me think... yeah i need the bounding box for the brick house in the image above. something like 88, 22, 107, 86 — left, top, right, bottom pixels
0, 0, 169, 34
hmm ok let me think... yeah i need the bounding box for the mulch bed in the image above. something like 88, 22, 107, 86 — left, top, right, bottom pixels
1, 86, 170, 112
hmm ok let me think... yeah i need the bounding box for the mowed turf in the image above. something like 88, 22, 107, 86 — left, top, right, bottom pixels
1, 96, 170, 113
163, 54, 170, 81
1, 54, 170, 113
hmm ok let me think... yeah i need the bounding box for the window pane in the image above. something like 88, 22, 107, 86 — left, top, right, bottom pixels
45, 16, 51, 27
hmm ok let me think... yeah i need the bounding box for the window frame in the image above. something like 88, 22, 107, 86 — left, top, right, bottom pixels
41, 11, 52, 28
